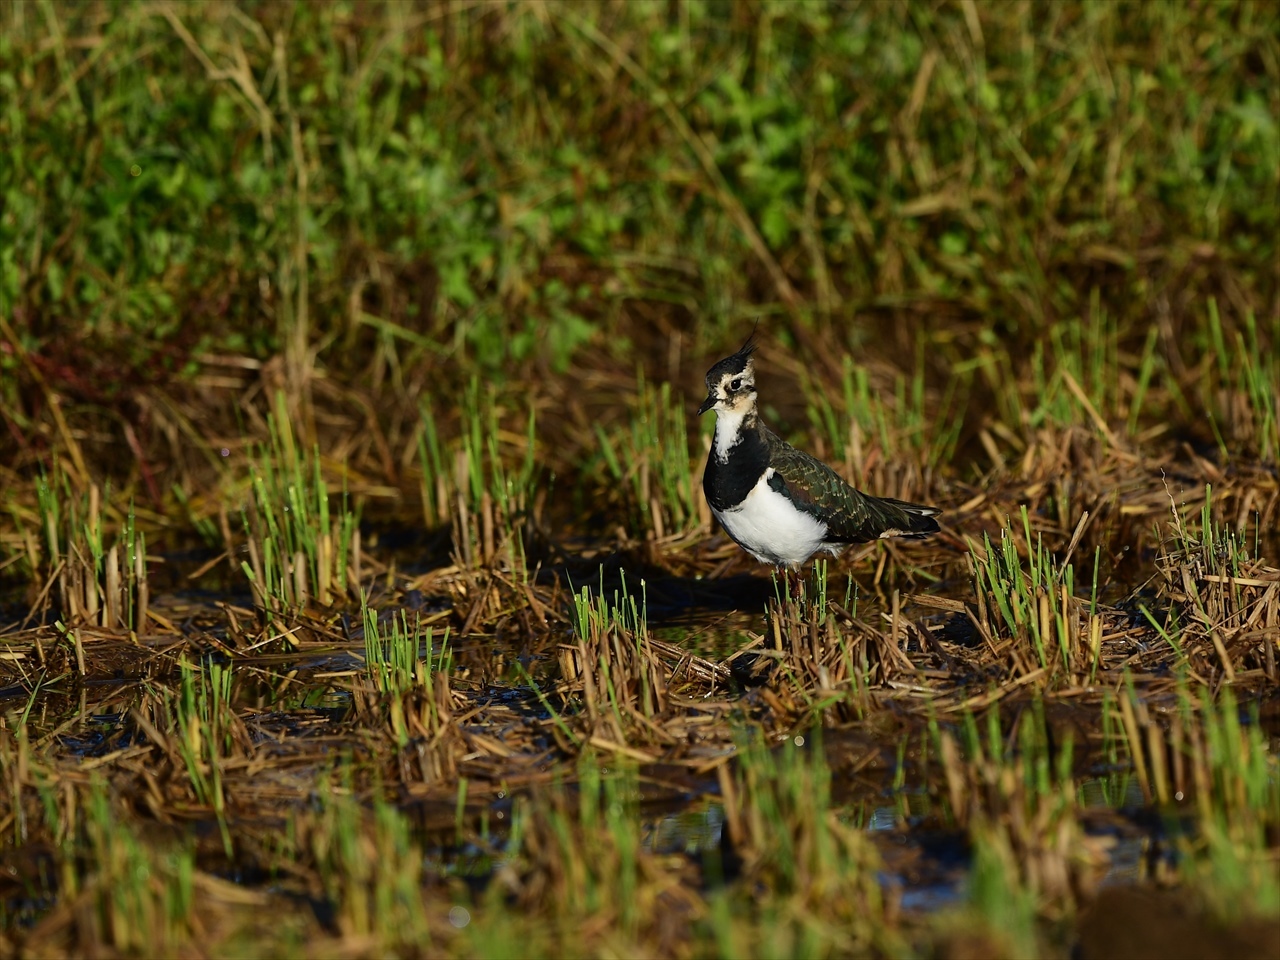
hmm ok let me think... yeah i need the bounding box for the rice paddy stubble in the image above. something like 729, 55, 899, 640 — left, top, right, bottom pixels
1, 2, 1278, 957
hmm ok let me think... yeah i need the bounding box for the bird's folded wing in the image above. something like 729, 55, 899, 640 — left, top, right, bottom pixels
766, 440, 937, 543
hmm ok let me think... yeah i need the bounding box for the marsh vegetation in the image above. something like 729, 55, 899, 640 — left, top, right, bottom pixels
1, 2, 1277, 956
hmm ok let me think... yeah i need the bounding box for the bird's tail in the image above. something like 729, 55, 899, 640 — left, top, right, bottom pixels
872, 497, 941, 540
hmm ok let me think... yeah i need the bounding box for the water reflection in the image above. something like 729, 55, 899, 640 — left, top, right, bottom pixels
869, 806, 901, 832
1079, 774, 1145, 809
644, 802, 724, 854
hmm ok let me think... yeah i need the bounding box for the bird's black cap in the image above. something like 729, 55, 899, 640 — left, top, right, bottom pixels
703, 332, 758, 388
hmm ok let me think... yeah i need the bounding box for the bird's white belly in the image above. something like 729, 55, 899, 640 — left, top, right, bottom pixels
713, 470, 834, 567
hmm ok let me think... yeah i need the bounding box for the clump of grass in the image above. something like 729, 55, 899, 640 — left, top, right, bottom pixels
356, 597, 456, 764
929, 701, 1109, 952
362, 602, 448, 699
1000, 310, 1127, 440
131, 657, 246, 856
504, 757, 650, 941
594, 369, 706, 542
1201, 303, 1280, 461
0, 720, 63, 885
804, 351, 969, 480
173, 658, 235, 829
17, 777, 201, 955
1150, 484, 1278, 682
752, 563, 893, 723
714, 730, 901, 957
562, 569, 667, 745
418, 380, 538, 570
1115, 677, 1277, 822
1112, 679, 1279, 921
30, 475, 149, 633
300, 778, 433, 946
967, 508, 1100, 684
77, 782, 198, 954
958, 817, 1042, 957
241, 393, 360, 620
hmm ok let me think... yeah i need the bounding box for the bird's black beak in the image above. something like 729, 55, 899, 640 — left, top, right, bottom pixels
697, 393, 716, 416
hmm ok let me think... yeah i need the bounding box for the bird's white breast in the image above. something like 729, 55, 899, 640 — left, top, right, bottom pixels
712, 468, 835, 567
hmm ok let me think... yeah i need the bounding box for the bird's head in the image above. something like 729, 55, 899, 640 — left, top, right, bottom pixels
697, 335, 758, 417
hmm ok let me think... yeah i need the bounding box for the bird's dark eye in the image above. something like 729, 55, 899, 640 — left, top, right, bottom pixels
729, 378, 742, 391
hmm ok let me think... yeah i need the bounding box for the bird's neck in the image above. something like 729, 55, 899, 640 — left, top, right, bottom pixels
713, 404, 761, 462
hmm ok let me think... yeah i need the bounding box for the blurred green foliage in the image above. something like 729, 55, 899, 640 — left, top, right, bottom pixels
0, 1, 1275, 391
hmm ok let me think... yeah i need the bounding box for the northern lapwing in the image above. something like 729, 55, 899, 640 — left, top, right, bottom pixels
697, 336, 940, 579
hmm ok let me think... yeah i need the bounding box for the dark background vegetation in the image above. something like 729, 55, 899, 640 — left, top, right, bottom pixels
1, 0, 1276, 506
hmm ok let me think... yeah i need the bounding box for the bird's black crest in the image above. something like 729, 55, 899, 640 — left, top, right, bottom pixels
705, 326, 760, 383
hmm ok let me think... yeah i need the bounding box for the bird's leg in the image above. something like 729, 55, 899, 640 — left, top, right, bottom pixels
786, 565, 802, 604
770, 566, 798, 606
